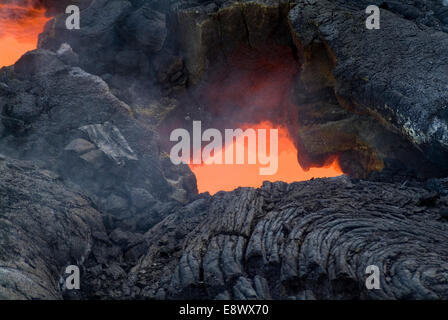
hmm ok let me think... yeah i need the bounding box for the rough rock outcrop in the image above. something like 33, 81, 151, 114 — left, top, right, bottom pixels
2, 0, 448, 301
41, 0, 93, 15
0, 48, 196, 233
289, 0, 448, 177
0, 156, 104, 299
2, 155, 447, 300
38, 0, 175, 99
129, 177, 448, 300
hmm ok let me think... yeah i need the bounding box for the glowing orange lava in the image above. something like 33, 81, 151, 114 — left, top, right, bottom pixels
188, 48, 342, 195
0, 2, 50, 67
189, 121, 341, 195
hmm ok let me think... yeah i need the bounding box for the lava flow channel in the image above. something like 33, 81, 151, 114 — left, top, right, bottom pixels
0, 1, 50, 67
189, 121, 342, 195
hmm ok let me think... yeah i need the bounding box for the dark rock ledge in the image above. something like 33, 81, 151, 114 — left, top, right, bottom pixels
130, 177, 448, 300
289, 0, 448, 177
0, 156, 104, 299
2, 155, 447, 299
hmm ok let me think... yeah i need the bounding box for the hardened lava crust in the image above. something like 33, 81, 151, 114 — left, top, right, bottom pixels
1, 0, 448, 300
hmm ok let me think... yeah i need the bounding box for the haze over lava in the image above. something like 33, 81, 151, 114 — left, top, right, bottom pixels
188, 48, 342, 194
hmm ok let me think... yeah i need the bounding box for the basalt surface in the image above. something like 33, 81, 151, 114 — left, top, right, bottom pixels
289, 0, 448, 179
129, 177, 448, 300
0, 156, 104, 299
0, 49, 197, 233
1, 0, 448, 300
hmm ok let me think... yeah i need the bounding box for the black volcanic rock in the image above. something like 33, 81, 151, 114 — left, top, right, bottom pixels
38, 0, 135, 75
14, 49, 66, 76
2, 0, 448, 301
37, 0, 448, 180
0, 48, 195, 232
38, 0, 169, 78
2, 157, 448, 299
0, 156, 104, 299
289, 0, 448, 176
130, 177, 448, 300
40, 0, 93, 15
119, 3, 167, 51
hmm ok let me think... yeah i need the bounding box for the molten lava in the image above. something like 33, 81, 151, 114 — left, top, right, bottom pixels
190, 121, 341, 195
0, 1, 50, 67
188, 47, 342, 195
